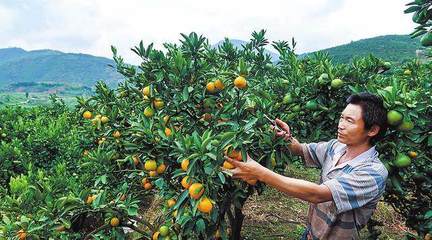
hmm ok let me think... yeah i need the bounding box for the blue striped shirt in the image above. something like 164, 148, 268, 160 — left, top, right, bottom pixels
301, 139, 388, 239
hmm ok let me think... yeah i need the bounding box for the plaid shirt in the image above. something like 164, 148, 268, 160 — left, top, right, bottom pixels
301, 139, 388, 240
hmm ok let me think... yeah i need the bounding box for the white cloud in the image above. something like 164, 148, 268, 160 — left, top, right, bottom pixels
0, 0, 416, 64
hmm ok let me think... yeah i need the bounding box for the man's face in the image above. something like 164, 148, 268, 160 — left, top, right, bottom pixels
337, 104, 371, 145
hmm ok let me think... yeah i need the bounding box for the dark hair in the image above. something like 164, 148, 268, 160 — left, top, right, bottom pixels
346, 92, 388, 145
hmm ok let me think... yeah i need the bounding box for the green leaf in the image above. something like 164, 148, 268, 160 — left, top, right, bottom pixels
218, 172, 226, 184
127, 205, 139, 216
182, 87, 189, 101
425, 210, 432, 219
196, 218, 206, 233
404, 5, 421, 13
173, 190, 189, 209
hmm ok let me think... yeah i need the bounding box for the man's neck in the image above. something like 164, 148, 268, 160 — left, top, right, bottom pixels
339, 142, 372, 164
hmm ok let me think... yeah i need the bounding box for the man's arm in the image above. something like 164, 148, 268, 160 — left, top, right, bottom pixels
285, 137, 304, 158
258, 166, 332, 204
225, 156, 333, 204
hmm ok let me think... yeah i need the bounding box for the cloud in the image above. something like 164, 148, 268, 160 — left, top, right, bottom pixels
0, 0, 416, 64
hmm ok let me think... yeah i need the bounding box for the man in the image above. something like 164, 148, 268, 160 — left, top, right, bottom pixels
225, 92, 389, 239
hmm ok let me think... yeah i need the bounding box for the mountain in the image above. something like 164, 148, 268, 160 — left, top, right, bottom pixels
0, 48, 123, 89
304, 35, 422, 63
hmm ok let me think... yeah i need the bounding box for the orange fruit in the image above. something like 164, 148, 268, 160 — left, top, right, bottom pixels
408, 151, 418, 158
189, 183, 204, 199
86, 195, 95, 204
110, 217, 120, 227
120, 194, 127, 201
98, 137, 106, 145
17, 229, 27, 240
202, 113, 212, 121
113, 130, 121, 138
142, 86, 150, 96
246, 179, 257, 185
152, 231, 160, 240
167, 198, 176, 208
157, 163, 166, 174
132, 155, 140, 166
214, 79, 225, 90
163, 115, 170, 124
144, 182, 153, 190
181, 176, 192, 189
181, 159, 190, 171
55, 225, 66, 232
165, 127, 172, 137
234, 76, 247, 89
149, 170, 158, 177
144, 106, 154, 118
154, 98, 164, 109
206, 82, 216, 93
198, 197, 213, 213
101, 116, 109, 124
83, 111, 92, 119
222, 161, 235, 169
144, 160, 157, 171
142, 177, 149, 185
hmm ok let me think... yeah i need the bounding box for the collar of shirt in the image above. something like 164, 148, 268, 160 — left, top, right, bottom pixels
330, 143, 378, 171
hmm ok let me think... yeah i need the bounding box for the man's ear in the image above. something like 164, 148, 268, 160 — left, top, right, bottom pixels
367, 125, 380, 137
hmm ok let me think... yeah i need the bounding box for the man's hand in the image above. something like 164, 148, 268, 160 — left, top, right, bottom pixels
269, 118, 303, 156
223, 154, 263, 182
271, 118, 292, 141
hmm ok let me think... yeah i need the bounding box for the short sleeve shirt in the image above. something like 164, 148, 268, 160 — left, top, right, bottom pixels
301, 139, 388, 240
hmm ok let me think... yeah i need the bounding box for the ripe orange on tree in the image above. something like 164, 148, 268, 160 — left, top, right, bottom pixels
144, 106, 154, 118
17, 229, 27, 240
157, 163, 166, 174
167, 198, 176, 208
189, 183, 205, 199
246, 179, 258, 185
145, 160, 157, 171
144, 182, 153, 190
101, 116, 109, 124
83, 111, 92, 119
142, 86, 151, 96
113, 130, 121, 138
149, 170, 158, 177
152, 232, 160, 240
222, 161, 235, 169
120, 194, 127, 201
214, 79, 225, 90
165, 127, 172, 137
198, 197, 213, 213
206, 82, 216, 93
408, 151, 418, 158
234, 76, 247, 89
142, 177, 149, 186
154, 98, 164, 109
110, 217, 120, 227
132, 155, 140, 166
181, 159, 190, 171
181, 176, 192, 189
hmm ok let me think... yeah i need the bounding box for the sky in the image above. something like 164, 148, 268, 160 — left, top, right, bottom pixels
0, 0, 415, 64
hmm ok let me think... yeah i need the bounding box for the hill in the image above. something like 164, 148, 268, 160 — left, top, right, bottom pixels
305, 35, 422, 63
0, 48, 123, 89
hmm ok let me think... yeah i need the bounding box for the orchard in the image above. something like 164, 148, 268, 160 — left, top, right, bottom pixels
0, 2, 431, 239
